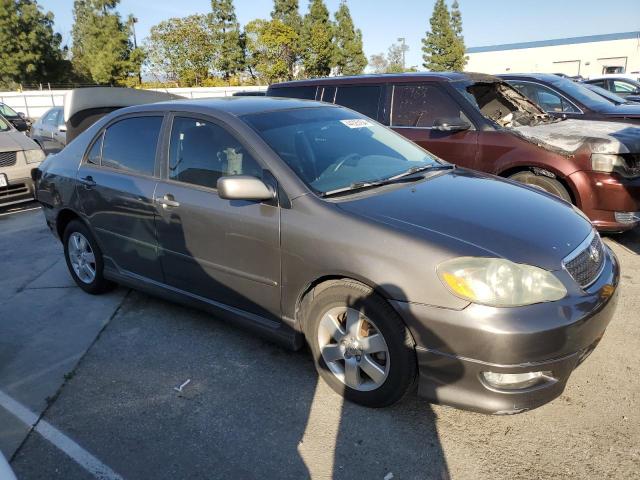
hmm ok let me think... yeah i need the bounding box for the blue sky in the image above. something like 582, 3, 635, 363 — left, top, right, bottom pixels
39, 0, 640, 69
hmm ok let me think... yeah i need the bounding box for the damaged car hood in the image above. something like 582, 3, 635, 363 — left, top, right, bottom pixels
512, 119, 640, 155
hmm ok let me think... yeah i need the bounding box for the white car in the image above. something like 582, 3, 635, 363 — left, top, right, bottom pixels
0, 113, 45, 207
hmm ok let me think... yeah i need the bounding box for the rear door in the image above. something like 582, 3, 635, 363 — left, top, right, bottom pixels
333, 84, 383, 121
388, 83, 479, 169
154, 114, 281, 320
76, 114, 164, 281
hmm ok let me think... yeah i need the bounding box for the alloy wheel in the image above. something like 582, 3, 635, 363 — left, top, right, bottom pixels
67, 232, 96, 284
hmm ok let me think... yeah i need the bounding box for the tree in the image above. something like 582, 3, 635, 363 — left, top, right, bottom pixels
333, 0, 366, 75
386, 42, 409, 73
210, 0, 244, 82
145, 15, 217, 86
71, 0, 143, 85
421, 0, 466, 72
300, 0, 334, 78
368, 53, 388, 74
244, 19, 298, 83
270, 0, 302, 78
450, 0, 463, 37
0, 0, 68, 87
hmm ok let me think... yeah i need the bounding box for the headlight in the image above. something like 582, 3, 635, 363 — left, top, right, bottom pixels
24, 149, 45, 164
437, 257, 567, 307
591, 153, 637, 178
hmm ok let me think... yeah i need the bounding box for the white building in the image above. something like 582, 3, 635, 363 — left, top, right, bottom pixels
466, 31, 640, 78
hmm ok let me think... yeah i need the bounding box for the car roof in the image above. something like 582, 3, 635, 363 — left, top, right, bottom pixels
120, 96, 337, 117
270, 72, 500, 88
498, 73, 565, 83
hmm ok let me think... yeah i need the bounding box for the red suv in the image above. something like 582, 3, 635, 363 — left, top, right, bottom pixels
268, 73, 640, 232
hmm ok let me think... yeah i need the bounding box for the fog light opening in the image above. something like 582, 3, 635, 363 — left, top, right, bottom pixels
481, 371, 555, 391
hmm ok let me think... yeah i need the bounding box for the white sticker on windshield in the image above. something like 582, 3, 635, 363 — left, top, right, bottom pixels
340, 119, 372, 129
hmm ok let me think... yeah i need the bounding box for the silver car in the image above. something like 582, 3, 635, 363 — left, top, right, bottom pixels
0, 114, 45, 207
30, 106, 66, 154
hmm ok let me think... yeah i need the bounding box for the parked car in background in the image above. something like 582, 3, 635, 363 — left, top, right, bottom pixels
0, 102, 30, 132
582, 83, 640, 105
269, 73, 640, 232
30, 106, 66, 153
583, 76, 640, 103
35, 94, 619, 414
0, 114, 45, 207
500, 73, 640, 123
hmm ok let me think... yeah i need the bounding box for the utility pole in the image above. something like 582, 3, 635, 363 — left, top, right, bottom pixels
397, 37, 406, 71
130, 16, 142, 85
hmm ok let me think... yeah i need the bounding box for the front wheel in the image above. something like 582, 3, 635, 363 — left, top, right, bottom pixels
304, 280, 417, 407
509, 171, 572, 203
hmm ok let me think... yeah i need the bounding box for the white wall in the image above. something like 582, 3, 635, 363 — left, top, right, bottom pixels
466, 37, 640, 78
0, 85, 267, 120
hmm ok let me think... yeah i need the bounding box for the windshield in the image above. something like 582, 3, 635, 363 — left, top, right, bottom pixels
549, 77, 612, 109
243, 107, 439, 195
0, 115, 11, 132
0, 103, 18, 118
583, 84, 626, 104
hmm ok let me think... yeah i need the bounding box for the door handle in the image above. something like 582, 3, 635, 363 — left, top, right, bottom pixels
155, 194, 180, 208
79, 175, 96, 188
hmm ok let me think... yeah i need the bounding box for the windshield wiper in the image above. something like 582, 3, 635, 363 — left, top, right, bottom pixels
322, 163, 455, 197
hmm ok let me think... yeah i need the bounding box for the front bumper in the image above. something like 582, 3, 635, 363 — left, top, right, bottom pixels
569, 170, 640, 232
0, 176, 35, 207
391, 245, 620, 414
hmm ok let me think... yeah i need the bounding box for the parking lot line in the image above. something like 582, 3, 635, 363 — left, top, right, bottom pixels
0, 390, 123, 480
0, 206, 41, 217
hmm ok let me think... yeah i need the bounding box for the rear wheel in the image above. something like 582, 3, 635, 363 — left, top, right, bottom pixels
509, 171, 572, 203
304, 280, 417, 407
63, 220, 114, 294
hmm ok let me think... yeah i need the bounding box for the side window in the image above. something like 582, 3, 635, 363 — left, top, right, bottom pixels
334, 85, 381, 119
168, 117, 262, 190
86, 132, 103, 165
57, 109, 65, 127
514, 82, 579, 113
43, 110, 58, 126
391, 84, 465, 128
588, 80, 606, 89
612, 81, 637, 94
269, 86, 317, 100
319, 86, 336, 103
101, 116, 162, 175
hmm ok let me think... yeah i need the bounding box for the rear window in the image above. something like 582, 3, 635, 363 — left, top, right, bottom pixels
101, 116, 163, 176
334, 85, 381, 119
269, 86, 317, 100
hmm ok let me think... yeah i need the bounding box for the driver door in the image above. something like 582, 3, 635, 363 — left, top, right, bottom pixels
388, 83, 479, 169
154, 115, 281, 321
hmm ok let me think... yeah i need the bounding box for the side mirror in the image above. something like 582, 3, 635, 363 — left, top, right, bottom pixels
58, 125, 67, 132
217, 176, 275, 201
17, 112, 26, 119
433, 117, 472, 132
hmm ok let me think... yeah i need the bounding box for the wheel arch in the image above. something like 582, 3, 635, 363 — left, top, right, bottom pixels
55, 208, 83, 241
498, 165, 578, 205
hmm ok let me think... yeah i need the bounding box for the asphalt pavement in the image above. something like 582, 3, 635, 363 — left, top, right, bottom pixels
1, 203, 639, 479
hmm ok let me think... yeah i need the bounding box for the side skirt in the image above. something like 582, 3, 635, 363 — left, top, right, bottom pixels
104, 266, 305, 351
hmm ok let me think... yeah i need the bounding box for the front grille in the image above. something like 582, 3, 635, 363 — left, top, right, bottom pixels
0, 151, 17, 167
563, 232, 605, 288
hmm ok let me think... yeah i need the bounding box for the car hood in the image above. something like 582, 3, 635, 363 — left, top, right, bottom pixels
596, 102, 640, 117
512, 119, 640, 155
336, 169, 592, 270
0, 130, 39, 152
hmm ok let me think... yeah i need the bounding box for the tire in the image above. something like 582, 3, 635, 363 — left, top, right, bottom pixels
303, 280, 417, 408
509, 171, 572, 203
63, 219, 114, 294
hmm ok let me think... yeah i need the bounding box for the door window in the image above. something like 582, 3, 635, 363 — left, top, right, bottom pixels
588, 79, 607, 89
391, 84, 466, 127
612, 80, 638, 94
510, 82, 579, 113
43, 109, 59, 126
334, 85, 381, 119
86, 132, 103, 165
168, 117, 262, 189
101, 116, 162, 175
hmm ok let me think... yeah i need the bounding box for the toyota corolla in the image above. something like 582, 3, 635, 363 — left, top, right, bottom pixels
34, 95, 619, 414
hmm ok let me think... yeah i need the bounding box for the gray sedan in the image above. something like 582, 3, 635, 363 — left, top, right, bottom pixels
34, 97, 619, 414
30, 106, 66, 154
